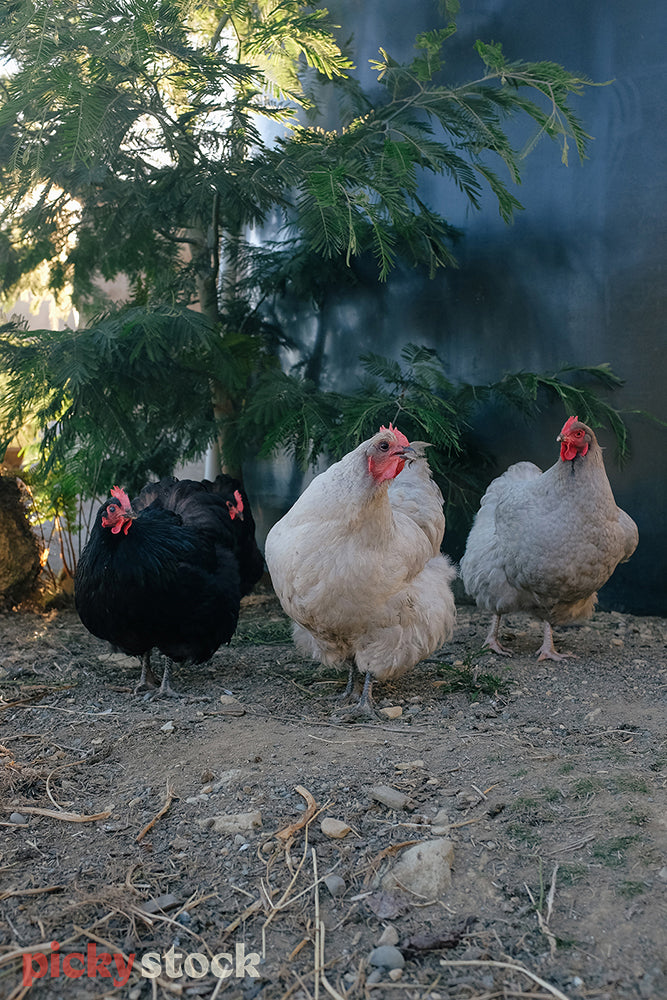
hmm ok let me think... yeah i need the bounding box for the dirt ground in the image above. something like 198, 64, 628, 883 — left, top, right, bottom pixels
0, 586, 665, 1000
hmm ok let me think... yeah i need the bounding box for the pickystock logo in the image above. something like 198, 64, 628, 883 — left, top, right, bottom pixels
22, 941, 261, 988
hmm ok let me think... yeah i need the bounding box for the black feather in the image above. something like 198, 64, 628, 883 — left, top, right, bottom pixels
74, 476, 264, 686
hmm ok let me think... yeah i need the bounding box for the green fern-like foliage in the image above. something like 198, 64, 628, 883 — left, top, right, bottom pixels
0, 306, 270, 497
237, 345, 632, 541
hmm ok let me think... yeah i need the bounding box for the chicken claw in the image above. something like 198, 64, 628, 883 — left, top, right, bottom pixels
536, 622, 574, 662
482, 614, 513, 657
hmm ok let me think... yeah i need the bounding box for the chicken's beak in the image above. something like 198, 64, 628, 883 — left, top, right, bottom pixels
399, 445, 417, 464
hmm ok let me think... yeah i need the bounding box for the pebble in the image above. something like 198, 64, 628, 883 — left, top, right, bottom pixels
9, 812, 27, 825
160, 720, 175, 733
379, 706, 402, 719
382, 838, 454, 898
368, 785, 412, 811
324, 874, 346, 897
218, 695, 246, 716
368, 945, 405, 971
103, 653, 137, 668
201, 770, 244, 794
321, 817, 351, 839
455, 790, 481, 810
431, 808, 450, 835
377, 924, 399, 947
140, 893, 180, 914
201, 811, 262, 834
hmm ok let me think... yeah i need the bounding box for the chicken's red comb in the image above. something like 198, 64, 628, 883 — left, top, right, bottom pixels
109, 486, 132, 511
559, 415, 579, 437
226, 489, 244, 520
379, 423, 410, 448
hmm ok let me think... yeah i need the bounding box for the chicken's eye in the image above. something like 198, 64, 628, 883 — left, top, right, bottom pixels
379, 442, 389, 451
108, 504, 117, 514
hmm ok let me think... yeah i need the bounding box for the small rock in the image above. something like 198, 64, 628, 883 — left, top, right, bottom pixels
379, 706, 402, 719
455, 790, 480, 811
160, 720, 175, 733
9, 812, 27, 825
366, 968, 383, 985
103, 653, 137, 668
324, 874, 346, 897
377, 924, 399, 947
369, 785, 412, 811
368, 945, 405, 971
218, 695, 246, 716
395, 760, 425, 771
382, 839, 454, 899
202, 811, 262, 834
431, 808, 450, 836
388, 968, 403, 982
658, 866, 667, 882
201, 769, 244, 793
321, 817, 351, 839
140, 893, 180, 915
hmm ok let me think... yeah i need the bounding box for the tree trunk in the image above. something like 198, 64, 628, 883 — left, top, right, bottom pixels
0, 476, 42, 606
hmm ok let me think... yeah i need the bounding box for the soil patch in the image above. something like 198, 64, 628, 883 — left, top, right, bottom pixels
1, 589, 666, 999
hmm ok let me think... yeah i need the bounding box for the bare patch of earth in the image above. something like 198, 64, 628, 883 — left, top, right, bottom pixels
0, 588, 665, 1000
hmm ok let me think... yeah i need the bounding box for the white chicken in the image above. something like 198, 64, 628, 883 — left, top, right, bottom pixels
265, 425, 456, 714
459, 416, 638, 660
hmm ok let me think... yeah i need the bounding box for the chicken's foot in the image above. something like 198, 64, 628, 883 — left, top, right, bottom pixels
336, 671, 382, 722
483, 614, 513, 656
536, 621, 573, 662
133, 652, 158, 695
146, 657, 184, 699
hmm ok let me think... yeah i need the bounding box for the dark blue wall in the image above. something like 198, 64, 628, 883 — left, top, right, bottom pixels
250, 1, 667, 616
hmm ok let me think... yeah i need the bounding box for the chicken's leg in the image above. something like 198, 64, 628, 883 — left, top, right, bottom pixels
335, 666, 380, 720
134, 652, 158, 695
536, 621, 573, 662
357, 671, 375, 715
157, 658, 184, 698
337, 660, 357, 704
483, 614, 512, 656
145, 656, 183, 699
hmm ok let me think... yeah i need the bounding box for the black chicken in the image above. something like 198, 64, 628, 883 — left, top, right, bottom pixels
75, 475, 264, 696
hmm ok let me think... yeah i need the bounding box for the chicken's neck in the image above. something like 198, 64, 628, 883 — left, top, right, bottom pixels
337, 459, 395, 535
553, 439, 614, 499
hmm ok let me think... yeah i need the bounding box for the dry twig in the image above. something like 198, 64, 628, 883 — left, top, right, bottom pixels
136, 780, 176, 843
0, 885, 66, 902
1, 805, 111, 823
275, 785, 318, 841
436, 958, 571, 1000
